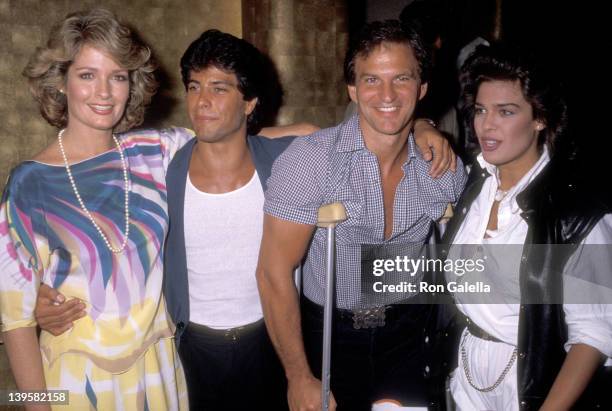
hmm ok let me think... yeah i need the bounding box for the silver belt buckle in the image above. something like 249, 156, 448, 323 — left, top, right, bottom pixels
352, 306, 387, 329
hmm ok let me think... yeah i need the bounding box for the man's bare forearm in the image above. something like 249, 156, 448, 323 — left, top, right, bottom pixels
258, 266, 312, 381
257, 215, 327, 410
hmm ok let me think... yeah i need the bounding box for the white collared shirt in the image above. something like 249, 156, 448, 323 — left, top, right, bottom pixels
452, 149, 550, 345
452, 149, 612, 363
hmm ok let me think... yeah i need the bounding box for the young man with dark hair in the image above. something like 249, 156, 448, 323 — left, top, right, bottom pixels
257, 20, 466, 411
164, 29, 292, 410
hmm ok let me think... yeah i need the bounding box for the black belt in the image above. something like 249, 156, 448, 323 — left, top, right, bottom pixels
302, 297, 426, 330
465, 317, 502, 343
187, 318, 264, 342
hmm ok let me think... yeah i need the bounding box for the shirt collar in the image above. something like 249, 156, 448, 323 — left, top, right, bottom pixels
337, 113, 418, 161
337, 113, 365, 152
476, 145, 550, 202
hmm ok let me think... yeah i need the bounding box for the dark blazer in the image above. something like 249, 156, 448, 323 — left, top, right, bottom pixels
163, 134, 296, 345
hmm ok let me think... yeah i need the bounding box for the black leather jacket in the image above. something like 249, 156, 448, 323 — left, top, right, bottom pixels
441, 158, 611, 410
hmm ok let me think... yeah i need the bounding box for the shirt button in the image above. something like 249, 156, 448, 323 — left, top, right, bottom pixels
462, 207, 467, 214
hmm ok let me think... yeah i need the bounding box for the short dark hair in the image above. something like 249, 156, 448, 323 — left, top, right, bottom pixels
344, 19, 431, 85
459, 43, 567, 151
180, 30, 265, 132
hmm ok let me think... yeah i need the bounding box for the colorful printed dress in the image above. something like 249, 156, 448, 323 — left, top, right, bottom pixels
0, 127, 193, 410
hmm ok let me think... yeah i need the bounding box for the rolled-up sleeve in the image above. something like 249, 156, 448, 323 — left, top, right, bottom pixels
564, 304, 612, 357
563, 214, 612, 358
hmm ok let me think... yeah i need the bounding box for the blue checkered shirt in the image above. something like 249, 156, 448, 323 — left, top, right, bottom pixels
264, 115, 467, 309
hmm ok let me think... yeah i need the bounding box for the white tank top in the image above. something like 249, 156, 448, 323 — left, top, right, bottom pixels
184, 171, 264, 329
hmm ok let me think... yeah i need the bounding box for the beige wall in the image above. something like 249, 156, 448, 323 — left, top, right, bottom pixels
0, 0, 242, 186
242, 0, 349, 128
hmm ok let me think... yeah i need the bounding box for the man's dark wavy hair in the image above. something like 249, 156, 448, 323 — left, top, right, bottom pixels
344, 19, 431, 85
180, 29, 265, 133
459, 43, 568, 152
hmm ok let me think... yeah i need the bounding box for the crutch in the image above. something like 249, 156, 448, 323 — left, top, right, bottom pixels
316, 202, 347, 411
439, 204, 456, 411
438, 203, 454, 238
294, 265, 302, 296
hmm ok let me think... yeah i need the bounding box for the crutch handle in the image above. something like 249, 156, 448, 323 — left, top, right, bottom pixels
317, 202, 347, 228
438, 203, 454, 224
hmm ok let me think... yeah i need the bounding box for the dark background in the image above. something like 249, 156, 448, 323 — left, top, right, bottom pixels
348, 0, 609, 186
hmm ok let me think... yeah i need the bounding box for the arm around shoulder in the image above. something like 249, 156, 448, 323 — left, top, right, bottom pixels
259, 122, 320, 139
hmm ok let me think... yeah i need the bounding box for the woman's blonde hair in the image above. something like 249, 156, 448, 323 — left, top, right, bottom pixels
23, 8, 157, 132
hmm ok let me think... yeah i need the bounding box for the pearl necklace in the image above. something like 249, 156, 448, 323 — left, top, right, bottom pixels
57, 129, 131, 254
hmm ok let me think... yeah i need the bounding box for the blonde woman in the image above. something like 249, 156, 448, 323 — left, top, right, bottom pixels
0, 9, 189, 410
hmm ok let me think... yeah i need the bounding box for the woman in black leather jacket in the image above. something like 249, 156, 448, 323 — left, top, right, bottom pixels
442, 43, 611, 411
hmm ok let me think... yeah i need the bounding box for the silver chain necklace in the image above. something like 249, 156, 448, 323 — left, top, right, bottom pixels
57, 129, 131, 253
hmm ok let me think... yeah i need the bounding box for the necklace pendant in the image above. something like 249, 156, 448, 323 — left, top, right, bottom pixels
494, 189, 508, 202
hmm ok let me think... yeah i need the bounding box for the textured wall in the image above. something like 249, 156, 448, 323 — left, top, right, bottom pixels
0, 0, 241, 188
242, 0, 349, 128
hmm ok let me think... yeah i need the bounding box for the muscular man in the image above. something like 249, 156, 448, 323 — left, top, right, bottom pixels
257, 20, 466, 411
